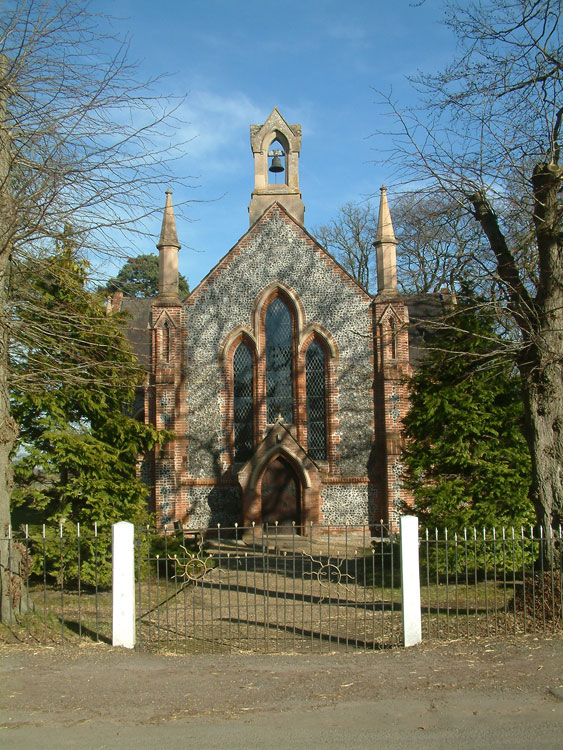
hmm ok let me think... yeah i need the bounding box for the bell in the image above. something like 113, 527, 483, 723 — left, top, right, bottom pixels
269, 154, 284, 173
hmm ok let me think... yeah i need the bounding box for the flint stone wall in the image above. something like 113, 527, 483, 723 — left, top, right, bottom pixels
185, 486, 241, 529
183, 484, 377, 529
185, 210, 374, 478
320, 485, 377, 525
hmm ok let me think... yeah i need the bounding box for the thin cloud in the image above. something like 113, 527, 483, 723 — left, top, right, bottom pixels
324, 21, 369, 43
176, 91, 264, 171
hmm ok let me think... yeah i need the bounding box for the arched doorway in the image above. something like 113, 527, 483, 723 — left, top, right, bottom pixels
260, 457, 300, 528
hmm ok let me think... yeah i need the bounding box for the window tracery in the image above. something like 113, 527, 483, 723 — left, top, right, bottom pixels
227, 288, 336, 467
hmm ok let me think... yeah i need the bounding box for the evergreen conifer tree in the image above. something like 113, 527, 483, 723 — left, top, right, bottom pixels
402, 303, 533, 531
102, 254, 189, 298
10, 233, 169, 584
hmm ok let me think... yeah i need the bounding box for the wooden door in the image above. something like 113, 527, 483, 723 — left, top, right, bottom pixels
261, 457, 300, 528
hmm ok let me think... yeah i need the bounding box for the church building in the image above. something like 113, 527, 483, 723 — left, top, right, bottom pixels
114, 108, 415, 532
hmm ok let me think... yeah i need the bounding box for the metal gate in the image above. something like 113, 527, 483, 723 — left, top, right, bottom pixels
135, 524, 401, 654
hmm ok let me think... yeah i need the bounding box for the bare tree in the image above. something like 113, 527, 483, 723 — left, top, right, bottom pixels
382, 0, 563, 532
314, 202, 378, 292
0, 0, 184, 620
314, 195, 483, 296
393, 192, 486, 295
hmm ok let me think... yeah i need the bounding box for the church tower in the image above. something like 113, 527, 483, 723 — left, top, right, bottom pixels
248, 107, 305, 225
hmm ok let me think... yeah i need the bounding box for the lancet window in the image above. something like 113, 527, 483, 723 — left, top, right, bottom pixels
305, 340, 327, 460
227, 289, 335, 466
233, 342, 254, 461
265, 297, 293, 424
163, 320, 170, 362
389, 317, 397, 359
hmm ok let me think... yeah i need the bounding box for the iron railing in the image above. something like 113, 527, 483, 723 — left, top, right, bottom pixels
1, 522, 562, 651
0, 524, 111, 644
420, 526, 563, 640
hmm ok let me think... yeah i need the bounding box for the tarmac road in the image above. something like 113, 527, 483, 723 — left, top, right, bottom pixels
1, 637, 562, 749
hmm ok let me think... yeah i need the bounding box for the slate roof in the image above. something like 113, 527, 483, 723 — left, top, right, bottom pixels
120, 297, 153, 371
406, 293, 448, 366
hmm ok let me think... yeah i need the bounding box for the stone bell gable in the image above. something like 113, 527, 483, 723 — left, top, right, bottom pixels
248, 107, 305, 225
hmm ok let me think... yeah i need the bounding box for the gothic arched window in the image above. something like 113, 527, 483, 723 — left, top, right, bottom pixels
266, 297, 293, 424
233, 342, 254, 461
306, 340, 327, 460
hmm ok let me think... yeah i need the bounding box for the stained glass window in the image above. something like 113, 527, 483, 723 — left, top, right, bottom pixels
306, 340, 327, 460
266, 298, 293, 424
233, 342, 254, 461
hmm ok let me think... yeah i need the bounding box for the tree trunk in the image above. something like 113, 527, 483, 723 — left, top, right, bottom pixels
519, 354, 563, 534
0, 58, 19, 622
471, 166, 563, 538
520, 161, 563, 536
0, 425, 20, 622
0, 248, 20, 622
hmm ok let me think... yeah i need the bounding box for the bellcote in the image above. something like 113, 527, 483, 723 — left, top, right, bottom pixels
248, 108, 305, 226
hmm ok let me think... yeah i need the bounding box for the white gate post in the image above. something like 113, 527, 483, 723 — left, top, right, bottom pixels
400, 515, 422, 647
112, 521, 136, 648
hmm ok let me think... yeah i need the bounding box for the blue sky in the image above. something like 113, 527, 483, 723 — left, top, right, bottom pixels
93, 0, 457, 289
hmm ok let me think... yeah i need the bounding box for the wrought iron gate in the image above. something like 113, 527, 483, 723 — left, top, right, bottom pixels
135, 524, 401, 654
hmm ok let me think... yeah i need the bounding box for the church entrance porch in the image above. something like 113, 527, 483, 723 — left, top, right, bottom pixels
260, 456, 301, 530
237, 422, 323, 529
